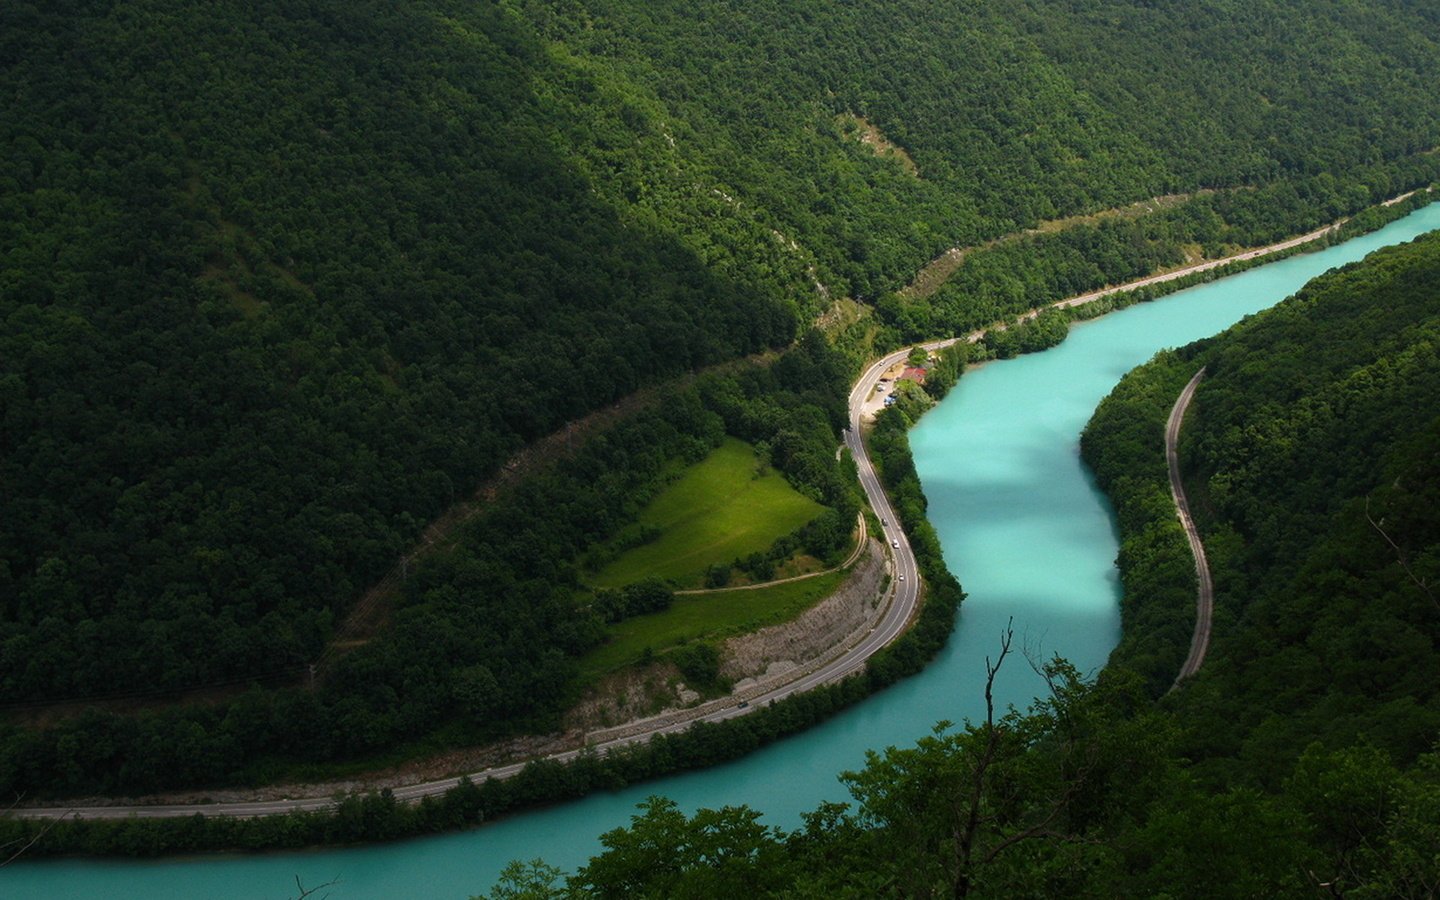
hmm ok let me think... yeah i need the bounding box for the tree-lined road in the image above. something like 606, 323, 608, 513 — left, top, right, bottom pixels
14, 359, 924, 822
12, 196, 1410, 822
1167, 367, 1213, 689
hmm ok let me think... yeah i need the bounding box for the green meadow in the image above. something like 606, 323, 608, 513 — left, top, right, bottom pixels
579, 569, 851, 679
589, 438, 825, 588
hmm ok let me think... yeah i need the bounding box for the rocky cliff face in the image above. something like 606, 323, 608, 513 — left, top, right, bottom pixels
722, 539, 888, 686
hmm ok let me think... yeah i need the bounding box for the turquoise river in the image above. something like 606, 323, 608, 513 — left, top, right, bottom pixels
6, 202, 1440, 899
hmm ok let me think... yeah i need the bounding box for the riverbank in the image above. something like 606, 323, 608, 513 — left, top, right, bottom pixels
4, 190, 1435, 861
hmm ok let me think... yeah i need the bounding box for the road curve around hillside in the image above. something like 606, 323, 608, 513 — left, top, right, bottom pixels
1167, 367, 1213, 689
12, 380, 923, 822
7, 200, 1403, 822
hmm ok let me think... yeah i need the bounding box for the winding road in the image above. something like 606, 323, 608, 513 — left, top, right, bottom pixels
10, 197, 1402, 822
12, 365, 923, 822
1166, 367, 1213, 689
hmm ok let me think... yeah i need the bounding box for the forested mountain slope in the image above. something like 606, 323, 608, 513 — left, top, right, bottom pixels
1086, 232, 1440, 760
1074, 231, 1440, 889
480, 216, 1440, 900
1, 1, 803, 704
4, 0, 1440, 792
1099, 231, 1440, 779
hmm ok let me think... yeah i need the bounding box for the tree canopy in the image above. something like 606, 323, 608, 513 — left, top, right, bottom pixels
5, 0, 1440, 794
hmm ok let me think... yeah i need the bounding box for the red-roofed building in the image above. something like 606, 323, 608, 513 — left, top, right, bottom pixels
898, 366, 927, 384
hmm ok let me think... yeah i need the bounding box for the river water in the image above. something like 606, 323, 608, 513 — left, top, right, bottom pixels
7, 203, 1439, 899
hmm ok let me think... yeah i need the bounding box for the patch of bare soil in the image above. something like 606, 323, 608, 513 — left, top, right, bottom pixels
36, 730, 586, 810
563, 662, 696, 733
841, 113, 919, 177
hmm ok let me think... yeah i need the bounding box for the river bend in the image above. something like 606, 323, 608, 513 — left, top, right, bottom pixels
6, 203, 1439, 899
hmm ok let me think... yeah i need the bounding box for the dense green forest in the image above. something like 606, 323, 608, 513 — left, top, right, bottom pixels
5, 0, 1440, 796
455, 221, 1440, 899
0, 335, 859, 795
1085, 230, 1440, 777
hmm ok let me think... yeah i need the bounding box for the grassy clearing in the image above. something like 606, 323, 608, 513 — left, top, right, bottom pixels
578, 569, 851, 679
589, 437, 824, 588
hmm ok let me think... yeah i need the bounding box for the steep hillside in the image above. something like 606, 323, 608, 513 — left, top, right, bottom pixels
1086, 227, 1440, 769
4, 0, 1440, 793
462, 213, 1440, 900
0, 1, 796, 705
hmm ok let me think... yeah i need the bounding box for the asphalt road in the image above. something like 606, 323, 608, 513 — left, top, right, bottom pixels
13, 360, 924, 822
1167, 366, 1213, 689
